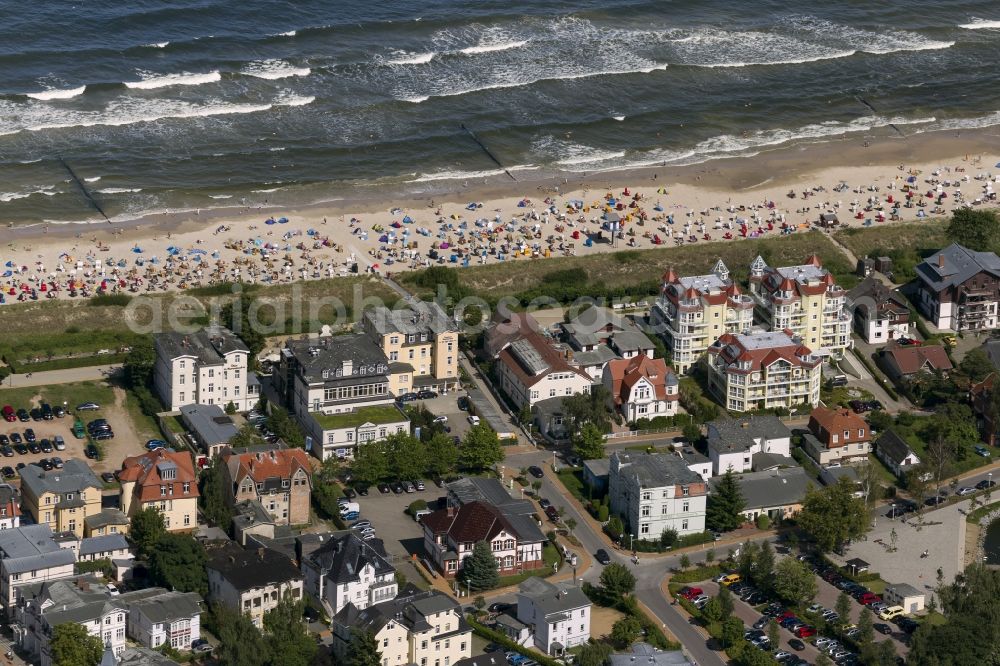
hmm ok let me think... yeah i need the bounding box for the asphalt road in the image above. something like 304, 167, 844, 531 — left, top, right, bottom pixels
1, 364, 120, 388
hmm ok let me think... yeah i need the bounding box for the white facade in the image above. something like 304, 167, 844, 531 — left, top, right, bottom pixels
127, 596, 201, 651
497, 361, 593, 409
612, 374, 678, 422
515, 580, 591, 656
706, 420, 792, 476
608, 452, 708, 540
302, 537, 398, 617
153, 328, 255, 412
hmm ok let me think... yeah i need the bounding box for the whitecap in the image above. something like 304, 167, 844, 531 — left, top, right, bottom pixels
401, 96, 430, 104
252, 187, 281, 193
97, 187, 142, 194
279, 30, 297, 37
269, 147, 286, 152
959, 19, 1000, 29
612, 116, 626, 121
147, 42, 170, 48
124, 71, 221, 90
411, 165, 538, 183
387, 52, 436, 65
84, 176, 101, 183
26, 85, 86, 100
242, 60, 311, 80
458, 40, 528, 55
209, 194, 233, 199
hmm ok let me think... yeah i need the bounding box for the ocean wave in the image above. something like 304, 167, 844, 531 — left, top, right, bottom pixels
147, 42, 170, 48
935, 110, 1000, 130
124, 70, 221, 90
959, 19, 1000, 29
97, 187, 142, 194
269, 147, 286, 152
209, 194, 233, 199
278, 30, 297, 37
401, 96, 430, 104
458, 40, 528, 55
242, 60, 311, 80
26, 86, 86, 100
410, 165, 538, 183
0, 93, 315, 136
252, 187, 282, 193
84, 176, 101, 183
387, 52, 436, 65
612, 115, 626, 121
0, 188, 58, 203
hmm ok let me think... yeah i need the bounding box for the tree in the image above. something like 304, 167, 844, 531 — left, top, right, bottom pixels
459, 423, 504, 471
344, 629, 382, 666
797, 477, 870, 552
199, 455, 235, 529
660, 527, 678, 550
766, 620, 780, 651
577, 642, 613, 666
701, 597, 724, 623
263, 592, 317, 666
352, 440, 389, 486
149, 533, 208, 595
815, 654, 833, 666
947, 208, 1000, 254
424, 432, 459, 478
679, 554, 691, 570
754, 541, 775, 593
856, 461, 884, 508
755, 514, 770, 530
267, 405, 305, 448
473, 595, 486, 611
717, 585, 734, 620
386, 432, 426, 482
130, 506, 166, 559
565, 517, 577, 535
123, 339, 156, 388
50, 622, 104, 666
737, 541, 758, 583
960, 348, 994, 382
835, 592, 852, 624
682, 423, 702, 445
599, 562, 636, 599
865, 639, 898, 666
772, 558, 817, 604
573, 422, 606, 461
906, 466, 932, 509
611, 615, 643, 648
721, 616, 744, 649
705, 549, 715, 564
741, 648, 777, 666
230, 424, 265, 449
563, 385, 613, 433
705, 470, 745, 532
460, 541, 500, 591
924, 431, 955, 493
857, 607, 874, 647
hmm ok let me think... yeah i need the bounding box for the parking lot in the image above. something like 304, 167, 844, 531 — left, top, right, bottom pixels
0, 385, 147, 481
345, 479, 447, 560
408, 391, 476, 442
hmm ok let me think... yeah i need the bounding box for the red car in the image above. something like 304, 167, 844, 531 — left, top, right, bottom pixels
1, 406, 14, 423
795, 625, 816, 639
778, 611, 796, 622
679, 587, 703, 601
860, 592, 881, 606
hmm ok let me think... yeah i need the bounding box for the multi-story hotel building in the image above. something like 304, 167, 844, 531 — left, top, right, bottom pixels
650, 261, 754, 373
705, 331, 822, 412
748, 255, 852, 356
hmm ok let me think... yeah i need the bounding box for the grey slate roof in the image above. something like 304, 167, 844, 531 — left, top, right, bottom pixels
886, 582, 924, 598
456, 654, 510, 666
610, 329, 655, 354
752, 452, 796, 471
584, 458, 611, 478
707, 415, 791, 454
334, 588, 464, 637
128, 590, 203, 623
363, 301, 458, 337
611, 451, 703, 488
116, 646, 182, 666
711, 467, 812, 511
517, 577, 590, 617
23, 575, 125, 628
207, 544, 302, 591
0, 524, 75, 574
916, 243, 1000, 292
180, 403, 239, 446
283, 333, 389, 385
445, 477, 546, 543
85, 508, 130, 530
155, 325, 249, 365
308, 531, 394, 585
609, 643, 694, 666
876, 429, 918, 466
571, 345, 621, 367
80, 534, 130, 557
19, 458, 101, 498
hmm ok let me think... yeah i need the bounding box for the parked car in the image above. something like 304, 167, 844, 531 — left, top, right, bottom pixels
53, 405, 66, 418
691, 595, 710, 609
538, 498, 552, 510
77, 402, 100, 411
544, 505, 560, 522
101, 472, 115, 483
925, 495, 946, 507
146, 439, 167, 450
39, 439, 52, 453
874, 623, 893, 635
16, 409, 29, 422
342, 487, 357, 500
528, 466, 544, 478
23, 428, 36, 443
787, 639, 806, 651
678, 586, 703, 601
488, 602, 513, 613
957, 486, 976, 496
457, 396, 470, 411
29, 408, 42, 421
0, 447, 11, 458
1, 467, 14, 480
53, 436, 65, 451
432, 415, 449, 424
92, 430, 114, 441
975, 445, 991, 458
878, 606, 905, 621
593, 548, 611, 565
402, 481, 415, 493
85, 444, 99, 459
977, 479, 998, 490
390, 482, 404, 494
794, 625, 816, 639
41, 404, 53, 420
467, 415, 481, 426
38, 459, 53, 471
417, 390, 438, 399
192, 639, 213, 655
397, 392, 419, 403
898, 337, 921, 346
2, 406, 15, 422
27, 442, 40, 454
13, 444, 27, 456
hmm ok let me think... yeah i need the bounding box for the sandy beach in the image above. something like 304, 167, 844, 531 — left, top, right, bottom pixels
3, 127, 1000, 304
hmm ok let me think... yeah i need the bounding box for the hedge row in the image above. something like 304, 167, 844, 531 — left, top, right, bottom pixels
671, 563, 723, 585
466, 616, 562, 666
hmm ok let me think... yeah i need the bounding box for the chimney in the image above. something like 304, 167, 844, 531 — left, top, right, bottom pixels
938, 253, 944, 269
257, 547, 265, 560
447, 505, 454, 518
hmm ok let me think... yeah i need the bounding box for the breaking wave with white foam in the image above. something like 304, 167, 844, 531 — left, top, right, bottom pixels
124, 71, 222, 90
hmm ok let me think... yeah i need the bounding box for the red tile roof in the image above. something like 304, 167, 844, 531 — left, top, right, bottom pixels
709, 332, 819, 373
119, 448, 199, 503
496, 328, 589, 388
882, 345, 953, 376
421, 501, 511, 544
605, 354, 677, 405
808, 407, 869, 448
221, 448, 312, 486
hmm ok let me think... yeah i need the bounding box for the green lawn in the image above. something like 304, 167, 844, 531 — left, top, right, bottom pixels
821, 385, 875, 410
494, 543, 562, 588
311, 404, 407, 429
0, 380, 116, 410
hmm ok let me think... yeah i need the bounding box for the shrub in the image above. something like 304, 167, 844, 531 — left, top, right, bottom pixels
406, 500, 428, 516
88, 293, 132, 307
756, 514, 771, 530
598, 505, 610, 522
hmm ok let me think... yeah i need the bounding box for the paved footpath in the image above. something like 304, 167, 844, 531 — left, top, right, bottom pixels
1, 364, 120, 389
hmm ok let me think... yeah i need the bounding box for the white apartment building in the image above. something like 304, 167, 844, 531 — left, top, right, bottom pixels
303, 532, 398, 617
603, 354, 679, 422
748, 254, 852, 355
0, 524, 76, 620
705, 331, 822, 413
495, 333, 592, 409
515, 578, 591, 655
16, 575, 128, 666
153, 325, 257, 411
705, 415, 793, 476
332, 589, 471, 666
206, 545, 304, 628
608, 451, 708, 540
126, 590, 202, 652
650, 261, 755, 373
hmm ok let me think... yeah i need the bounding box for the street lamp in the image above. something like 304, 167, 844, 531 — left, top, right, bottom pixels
630, 534, 635, 553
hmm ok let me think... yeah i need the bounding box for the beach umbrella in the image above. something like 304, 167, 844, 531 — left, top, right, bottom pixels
402, 215, 413, 223
4, 261, 11, 268
265, 218, 276, 225
278, 217, 289, 224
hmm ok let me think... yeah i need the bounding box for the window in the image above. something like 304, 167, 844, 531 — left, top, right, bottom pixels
682, 519, 689, 530
179, 392, 185, 402
641, 505, 650, 517
682, 501, 689, 512
681, 486, 690, 497
179, 375, 185, 385
182, 482, 190, 493
550, 388, 556, 397
160, 486, 166, 497
641, 491, 651, 501
640, 523, 649, 535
